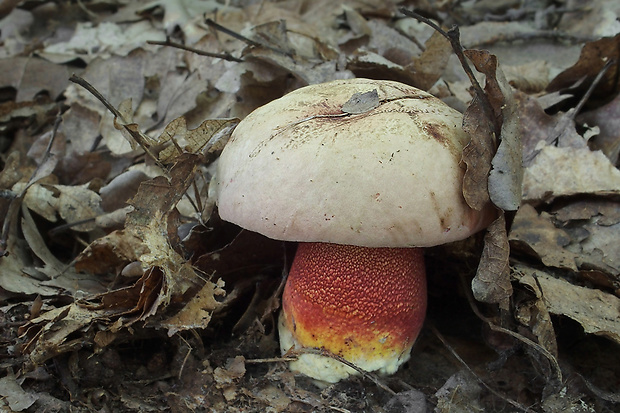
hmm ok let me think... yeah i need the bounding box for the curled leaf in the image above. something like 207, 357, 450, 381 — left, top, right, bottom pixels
472, 213, 512, 310
463, 49, 523, 211
462, 95, 494, 210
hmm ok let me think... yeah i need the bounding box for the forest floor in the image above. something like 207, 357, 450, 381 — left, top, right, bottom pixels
1, 0, 619, 412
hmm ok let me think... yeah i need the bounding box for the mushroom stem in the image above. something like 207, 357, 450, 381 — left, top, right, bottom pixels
278, 242, 427, 383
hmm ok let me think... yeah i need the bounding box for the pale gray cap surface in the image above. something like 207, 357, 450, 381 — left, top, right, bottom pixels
215, 78, 492, 247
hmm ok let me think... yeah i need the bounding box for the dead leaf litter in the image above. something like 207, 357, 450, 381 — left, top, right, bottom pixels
1, 0, 619, 412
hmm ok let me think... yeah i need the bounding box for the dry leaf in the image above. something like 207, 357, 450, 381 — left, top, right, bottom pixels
245, 47, 340, 86
504, 60, 550, 93
0, 202, 59, 296
572, 222, 620, 275
88, 154, 224, 327
251, 385, 292, 413
383, 390, 427, 413
553, 199, 620, 224
472, 213, 512, 309
341, 5, 371, 38
82, 266, 166, 323
522, 144, 620, 202
20, 205, 65, 278
553, 200, 620, 275
408, 30, 452, 90
509, 204, 578, 271
557, 0, 620, 36
17, 183, 57, 222
0, 243, 58, 296
577, 91, 620, 164
160, 278, 225, 336
460, 48, 502, 212
74, 230, 148, 275
213, 356, 246, 386
139, 0, 223, 43
489, 76, 522, 211
23, 303, 113, 365
95, 207, 132, 229
341, 89, 379, 114
3, 1, 620, 410
435, 371, 483, 413
347, 50, 419, 87
515, 266, 620, 345
120, 157, 202, 312
514, 91, 560, 166
464, 49, 523, 211
546, 33, 620, 99
157, 116, 238, 164
100, 170, 149, 212
54, 184, 104, 232
60, 103, 102, 154
0, 374, 38, 411
513, 274, 559, 359
250, 20, 295, 56
0, 57, 70, 101
462, 96, 494, 210
0, 151, 23, 189
40, 21, 165, 63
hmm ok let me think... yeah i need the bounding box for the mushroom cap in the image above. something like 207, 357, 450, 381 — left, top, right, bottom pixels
215, 78, 492, 248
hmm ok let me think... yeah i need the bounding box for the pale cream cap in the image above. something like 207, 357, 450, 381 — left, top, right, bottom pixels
215, 78, 492, 247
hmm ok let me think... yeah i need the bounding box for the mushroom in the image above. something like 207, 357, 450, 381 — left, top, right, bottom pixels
214, 78, 494, 383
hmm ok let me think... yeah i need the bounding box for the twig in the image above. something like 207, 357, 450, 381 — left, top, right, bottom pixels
576, 372, 620, 403
176, 334, 193, 380
48, 217, 96, 236
570, 58, 615, 119
245, 356, 298, 364
204, 18, 292, 57
484, 6, 589, 25
147, 38, 243, 62
328, 407, 353, 413
399, 8, 500, 135
458, 272, 563, 388
468, 30, 596, 48
393, 25, 426, 52
183, 190, 201, 216
43, 115, 62, 162
75, 0, 98, 20
191, 180, 203, 216
205, 18, 262, 47
430, 324, 531, 412
285, 347, 397, 396
527, 58, 618, 160
69, 74, 123, 120
69, 74, 163, 168
1, 110, 63, 252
